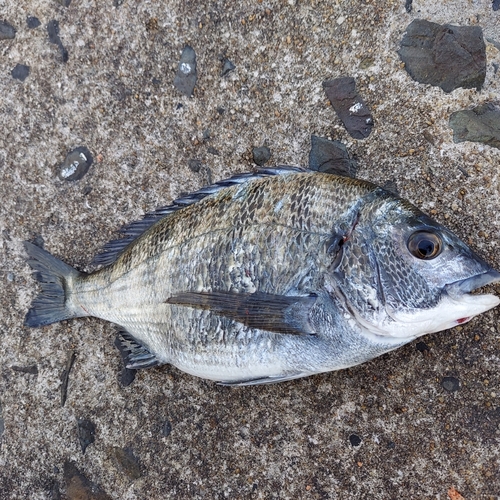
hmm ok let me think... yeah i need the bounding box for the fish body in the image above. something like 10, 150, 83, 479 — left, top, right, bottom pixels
25, 167, 500, 385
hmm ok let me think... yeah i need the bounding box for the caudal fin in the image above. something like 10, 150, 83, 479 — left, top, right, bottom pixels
24, 241, 83, 328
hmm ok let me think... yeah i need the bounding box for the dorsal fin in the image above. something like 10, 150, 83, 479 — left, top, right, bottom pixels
93, 166, 307, 267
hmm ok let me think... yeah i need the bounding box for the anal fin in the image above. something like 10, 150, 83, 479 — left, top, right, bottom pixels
116, 331, 160, 370
218, 372, 312, 386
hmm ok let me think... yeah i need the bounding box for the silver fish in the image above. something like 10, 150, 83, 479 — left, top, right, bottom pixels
24, 167, 500, 385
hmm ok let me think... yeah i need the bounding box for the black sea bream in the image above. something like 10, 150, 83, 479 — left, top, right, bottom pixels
24, 167, 500, 385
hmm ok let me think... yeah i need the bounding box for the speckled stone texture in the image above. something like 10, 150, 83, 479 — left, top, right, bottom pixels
0, 1, 499, 499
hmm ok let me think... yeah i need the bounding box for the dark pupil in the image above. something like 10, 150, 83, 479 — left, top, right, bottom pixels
417, 239, 435, 258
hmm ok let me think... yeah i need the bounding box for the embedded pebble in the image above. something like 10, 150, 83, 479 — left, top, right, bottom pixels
60, 351, 76, 406
252, 146, 271, 166
0, 20, 16, 40
308, 135, 357, 177
416, 341, 429, 353
220, 57, 236, 77
64, 461, 111, 500
11, 64, 30, 81
162, 420, 172, 437
110, 447, 141, 479
47, 20, 69, 63
173, 45, 197, 97
449, 103, 500, 150
349, 434, 362, 447
323, 77, 373, 139
398, 20, 486, 93
56, 0, 72, 6
381, 179, 399, 196
59, 147, 93, 181
26, 16, 41, 29
77, 418, 96, 454
442, 376, 460, 392
11, 365, 38, 374
188, 159, 202, 173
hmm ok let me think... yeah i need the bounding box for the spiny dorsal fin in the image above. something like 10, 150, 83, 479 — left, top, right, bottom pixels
93, 166, 307, 267
166, 290, 317, 335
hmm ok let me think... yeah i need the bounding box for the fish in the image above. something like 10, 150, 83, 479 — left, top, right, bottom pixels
24, 166, 500, 385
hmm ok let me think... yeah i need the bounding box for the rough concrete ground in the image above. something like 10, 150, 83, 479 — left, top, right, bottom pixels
1, 0, 499, 498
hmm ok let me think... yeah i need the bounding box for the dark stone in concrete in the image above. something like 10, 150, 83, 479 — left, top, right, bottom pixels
47, 20, 69, 63
308, 135, 357, 177
207, 146, 220, 155
27, 16, 41, 29
0, 20, 16, 40
449, 103, 500, 150
162, 420, 172, 437
416, 341, 429, 353
442, 376, 460, 392
63, 461, 112, 500
494, 0, 500, 11
11, 364, 38, 374
398, 20, 486, 93
188, 159, 202, 172
60, 351, 76, 407
47, 19, 61, 44
119, 367, 136, 386
48, 480, 61, 500
252, 146, 271, 166
56, 0, 72, 6
381, 179, 399, 196
11, 64, 30, 81
221, 57, 236, 77
323, 77, 373, 139
405, 0, 412, 13
349, 434, 362, 446
110, 447, 141, 480
173, 45, 197, 97
77, 418, 96, 454
59, 147, 93, 181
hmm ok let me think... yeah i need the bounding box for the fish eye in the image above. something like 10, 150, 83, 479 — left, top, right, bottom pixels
407, 231, 442, 260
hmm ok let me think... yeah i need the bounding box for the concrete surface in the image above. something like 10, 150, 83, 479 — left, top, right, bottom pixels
1, 0, 499, 498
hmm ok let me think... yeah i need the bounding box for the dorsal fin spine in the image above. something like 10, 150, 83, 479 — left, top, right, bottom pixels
93, 166, 307, 267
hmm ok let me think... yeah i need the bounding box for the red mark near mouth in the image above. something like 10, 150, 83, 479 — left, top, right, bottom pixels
456, 317, 470, 324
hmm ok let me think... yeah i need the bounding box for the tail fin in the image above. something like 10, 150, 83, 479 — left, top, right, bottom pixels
24, 241, 83, 328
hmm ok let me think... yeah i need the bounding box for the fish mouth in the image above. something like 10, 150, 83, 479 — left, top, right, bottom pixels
443, 269, 500, 325
445, 269, 500, 296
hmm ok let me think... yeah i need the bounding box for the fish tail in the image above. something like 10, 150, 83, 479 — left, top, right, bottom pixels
24, 241, 83, 328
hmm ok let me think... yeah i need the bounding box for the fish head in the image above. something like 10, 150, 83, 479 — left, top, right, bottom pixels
329, 195, 500, 341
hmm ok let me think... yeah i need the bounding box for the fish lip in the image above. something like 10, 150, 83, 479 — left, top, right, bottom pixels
444, 269, 500, 296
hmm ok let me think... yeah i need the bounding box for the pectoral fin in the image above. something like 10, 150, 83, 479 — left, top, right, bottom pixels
166, 291, 317, 335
